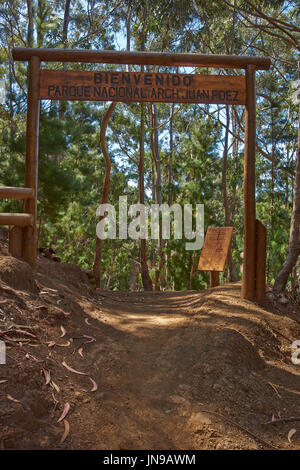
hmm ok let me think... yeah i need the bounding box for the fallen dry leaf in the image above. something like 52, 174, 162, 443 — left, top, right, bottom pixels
62, 361, 87, 375
78, 347, 84, 358
54, 306, 70, 316
89, 377, 98, 392
83, 334, 96, 343
60, 326, 66, 338
0, 380, 8, 384
60, 419, 70, 444
55, 341, 71, 347
7, 394, 21, 403
57, 402, 70, 422
51, 381, 60, 393
24, 352, 39, 362
47, 341, 56, 347
43, 369, 51, 385
288, 428, 297, 443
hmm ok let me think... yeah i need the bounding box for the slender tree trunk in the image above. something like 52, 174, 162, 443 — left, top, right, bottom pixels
131, 259, 136, 291
168, 104, 174, 206
273, 60, 300, 293
131, 240, 137, 291
138, 13, 152, 291
222, 105, 237, 281
63, 0, 71, 46
139, 101, 153, 291
126, 5, 131, 58
165, 104, 174, 289
189, 251, 197, 289
58, 0, 71, 125
27, 0, 34, 47
125, 3, 139, 284
151, 103, 165, 289
267, 100, 275, 279
93, 102, 117, 287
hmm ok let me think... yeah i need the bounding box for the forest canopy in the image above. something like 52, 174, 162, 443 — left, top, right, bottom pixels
0, 0, 299, 293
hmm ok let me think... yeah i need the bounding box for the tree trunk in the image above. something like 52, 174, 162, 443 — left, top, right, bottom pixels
151, 103, 165, 289
63, 0, 71, 46
139, 101, 153, 291
222, 105, 237, 282
189, 251, 197, 289
131, 240, 137, 291
168, 104, 174, 206
273, 71, 300, 293
58, 0, 71, 124
138, 12, 152, 292
93, 102, 117, 287
27, 0, 34, 47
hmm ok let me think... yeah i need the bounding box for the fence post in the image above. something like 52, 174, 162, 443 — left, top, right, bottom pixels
242, 64, 256, 300
23, 55, 40, 269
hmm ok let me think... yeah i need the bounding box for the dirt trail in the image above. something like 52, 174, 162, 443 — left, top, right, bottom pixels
70, 289, 300, 450
0, 230, 299, 450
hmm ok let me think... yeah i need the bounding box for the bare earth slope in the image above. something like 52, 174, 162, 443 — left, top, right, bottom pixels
0, 229, 299, 450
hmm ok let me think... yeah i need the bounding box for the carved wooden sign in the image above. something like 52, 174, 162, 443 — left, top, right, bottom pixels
39, 70, 246, 105
198, 226, 234, 272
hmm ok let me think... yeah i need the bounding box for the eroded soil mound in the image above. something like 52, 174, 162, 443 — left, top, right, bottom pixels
0, 230, 299, 450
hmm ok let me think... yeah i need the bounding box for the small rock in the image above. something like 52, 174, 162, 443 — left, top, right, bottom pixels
278, 294, 289, 305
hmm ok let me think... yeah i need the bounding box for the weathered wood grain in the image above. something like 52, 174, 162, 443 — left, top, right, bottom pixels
255, 219, 267, 302
198, 227, 234, 272
9, 227, 23, 258
0, 213, 34, 227
23, 55, 40, 269
242, 64, 256, 300
12, 48, 271, 70
39, 70, 246, 105
0, 186, 34, 199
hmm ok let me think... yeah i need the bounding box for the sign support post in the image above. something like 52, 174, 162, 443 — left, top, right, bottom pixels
23, 55, 40, 269
210, 271, 220, 288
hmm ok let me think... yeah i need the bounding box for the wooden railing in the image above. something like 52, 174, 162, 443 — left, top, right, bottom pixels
0, 186, 34, 200
0, 213, 33, 227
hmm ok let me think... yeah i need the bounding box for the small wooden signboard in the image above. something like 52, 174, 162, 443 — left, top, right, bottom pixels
198, 227, 234, 286
39, 70, 246, 105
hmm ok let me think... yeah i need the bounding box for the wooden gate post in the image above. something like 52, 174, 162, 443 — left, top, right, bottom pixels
242, 64, 256, 300
23, 55, 40, 269
255, 219, 267, 302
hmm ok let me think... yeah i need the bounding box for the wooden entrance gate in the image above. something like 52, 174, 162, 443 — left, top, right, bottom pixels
0, 48, 271, 301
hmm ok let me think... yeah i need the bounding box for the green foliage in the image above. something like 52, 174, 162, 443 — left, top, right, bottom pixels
0, 0, 298, 290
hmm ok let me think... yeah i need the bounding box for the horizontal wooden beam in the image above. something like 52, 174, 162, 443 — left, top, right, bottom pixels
39, 70, 246, 104
0, 213, 34, 227
0, 186, 34, 199
12, 48, 271, 70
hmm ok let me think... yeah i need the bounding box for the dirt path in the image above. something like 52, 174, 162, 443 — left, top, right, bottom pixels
61, 288, 300, 450
0, 245, 300, 450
